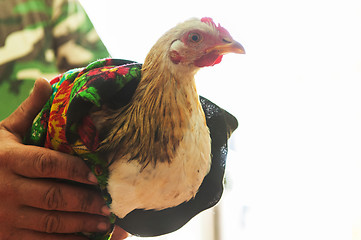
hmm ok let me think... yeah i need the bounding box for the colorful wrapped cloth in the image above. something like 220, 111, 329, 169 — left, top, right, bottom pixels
25, 58, 139, 239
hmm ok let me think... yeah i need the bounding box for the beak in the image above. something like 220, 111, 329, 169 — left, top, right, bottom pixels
207, 40, 245, 55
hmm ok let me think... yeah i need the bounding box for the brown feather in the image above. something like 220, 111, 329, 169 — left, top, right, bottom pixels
98, 47, 200, 168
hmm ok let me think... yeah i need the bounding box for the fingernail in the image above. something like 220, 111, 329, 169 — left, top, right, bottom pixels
97, 221, 110, 231
101, 205, 111, 216
88, 172, 98, 184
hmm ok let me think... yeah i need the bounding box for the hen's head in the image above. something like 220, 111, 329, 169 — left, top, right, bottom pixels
144, 17, 244, 77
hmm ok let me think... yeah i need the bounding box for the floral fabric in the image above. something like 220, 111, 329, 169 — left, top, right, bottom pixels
25, 58, 142, 239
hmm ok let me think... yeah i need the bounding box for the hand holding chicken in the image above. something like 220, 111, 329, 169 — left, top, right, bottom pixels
25, 17, 244, 239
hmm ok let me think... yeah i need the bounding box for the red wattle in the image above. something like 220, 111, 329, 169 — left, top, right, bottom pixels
194, 52, 223, 67
213, 55, 223, 66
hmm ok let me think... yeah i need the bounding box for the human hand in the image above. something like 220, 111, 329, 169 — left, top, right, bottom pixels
0, 78, 127, 240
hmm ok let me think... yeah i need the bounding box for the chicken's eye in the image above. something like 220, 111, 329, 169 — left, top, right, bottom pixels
189, 33, 202, 43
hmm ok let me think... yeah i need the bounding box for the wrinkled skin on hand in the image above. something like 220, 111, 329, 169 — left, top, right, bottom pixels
0, 78, 128, 240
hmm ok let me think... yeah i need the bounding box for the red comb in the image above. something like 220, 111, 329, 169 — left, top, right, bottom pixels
201, 17, 217, 28
201, 17, 230, 36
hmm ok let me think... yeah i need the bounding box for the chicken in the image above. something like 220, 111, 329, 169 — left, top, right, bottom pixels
25, 17, 244, 238
98, 17, 244, 219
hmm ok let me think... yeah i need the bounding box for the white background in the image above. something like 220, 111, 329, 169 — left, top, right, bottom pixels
80, 0, 361, 239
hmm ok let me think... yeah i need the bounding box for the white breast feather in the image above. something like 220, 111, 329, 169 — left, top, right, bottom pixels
107, 107, 211, 219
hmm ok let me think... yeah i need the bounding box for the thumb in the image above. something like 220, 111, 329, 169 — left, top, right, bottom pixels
1, 78, 52, 139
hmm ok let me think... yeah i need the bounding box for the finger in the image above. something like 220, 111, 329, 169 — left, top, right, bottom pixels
16, 178, 109, 216
1, 78, 52, 139
16, 207, 111, 234
10, 144, 98, 185
111, 226, 129, 240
